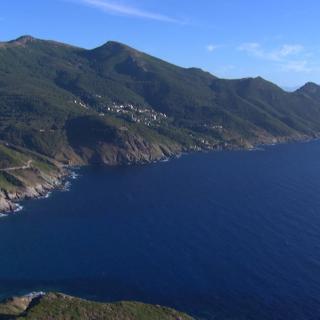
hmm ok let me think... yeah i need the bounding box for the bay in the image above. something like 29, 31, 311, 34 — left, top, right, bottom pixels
1, 141, 320, 319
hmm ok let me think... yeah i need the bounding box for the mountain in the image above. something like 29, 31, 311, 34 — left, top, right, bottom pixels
296, 82, 320, 100
1, 35, 320, 211
0, 292, 194, 319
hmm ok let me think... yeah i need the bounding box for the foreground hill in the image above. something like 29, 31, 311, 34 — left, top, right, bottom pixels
1, 35, 320, 211
0, 292, 193, 320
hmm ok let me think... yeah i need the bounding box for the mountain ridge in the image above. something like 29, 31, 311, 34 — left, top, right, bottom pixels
0, 34, 316, 90
1, 35, 320, 212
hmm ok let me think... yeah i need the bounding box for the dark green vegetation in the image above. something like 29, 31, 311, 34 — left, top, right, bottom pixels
0, 35, 320, 208
0, 293, 193, 320
0, 143, 60, 190
1, 35, 320, 164
0, 141, 63, 213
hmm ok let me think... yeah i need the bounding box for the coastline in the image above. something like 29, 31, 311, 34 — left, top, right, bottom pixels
0, 292, 194, 320
1, 132, 319, 216
0, 168, 70, 216
0, 138, 320, 320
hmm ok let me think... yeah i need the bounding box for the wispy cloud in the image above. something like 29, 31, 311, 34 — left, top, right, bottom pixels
74, 0, 182, 23
238, 42, 312, 73
216, 64, 236, 76
206, 44, 221, 52
278, 44, 304, 58
281, 60, 312, 73
238, 42, 304, 61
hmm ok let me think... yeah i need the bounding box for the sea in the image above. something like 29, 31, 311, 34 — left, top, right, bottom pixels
1, 140, 320, 319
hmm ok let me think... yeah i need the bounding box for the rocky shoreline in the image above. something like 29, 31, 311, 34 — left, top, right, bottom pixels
0, 151, 179, 216
0, 169, 68, 216
0, 292, 194, 319
1, 132, 319, 216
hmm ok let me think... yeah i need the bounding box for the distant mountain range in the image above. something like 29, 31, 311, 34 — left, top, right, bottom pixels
0, 35, 320, 210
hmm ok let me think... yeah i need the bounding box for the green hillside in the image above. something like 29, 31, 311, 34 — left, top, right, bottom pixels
0, 292, 194, 320
0, 35, 320, 171
0, 36, 320, 205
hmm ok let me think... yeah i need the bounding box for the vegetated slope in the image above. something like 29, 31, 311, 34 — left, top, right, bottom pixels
0, 35, 320, 167
0, 292, 194, 320
0, 142, 64, 212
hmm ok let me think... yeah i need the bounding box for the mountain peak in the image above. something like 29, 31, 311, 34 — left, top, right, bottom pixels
95, 40, 141, 55
235, 76, 284, 92
299, 81, 319, 90
296, 82, 320, 97
10, 35, 37, 45
0, 35, 38, 48
104, 40, 128, 48
0, 35, 82, 51
15, 35, 35, 41
88, 40, 144, 63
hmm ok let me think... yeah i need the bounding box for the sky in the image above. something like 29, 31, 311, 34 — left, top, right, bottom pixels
0, 0, 319, 88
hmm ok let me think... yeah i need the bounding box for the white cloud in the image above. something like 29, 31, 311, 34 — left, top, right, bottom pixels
281, 60, 311, 73
238, 42, 304, 61
237, 42, 313, 73
216, 64, 236, 76
206, 44, 220, 52
76, 0, 181, 23
238, 42, 263, 57
278, 44, 304, 58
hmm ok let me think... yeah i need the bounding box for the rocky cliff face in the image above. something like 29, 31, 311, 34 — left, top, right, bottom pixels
0, 132, 183, 214
0, 167, 66, 214
0, 192, 16, 212
70, 139, 182, 166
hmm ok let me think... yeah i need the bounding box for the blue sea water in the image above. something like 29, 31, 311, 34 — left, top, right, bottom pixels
1, 141, 320, 319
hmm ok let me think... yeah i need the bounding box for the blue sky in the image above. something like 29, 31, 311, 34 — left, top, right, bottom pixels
0, 0, 319, 88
